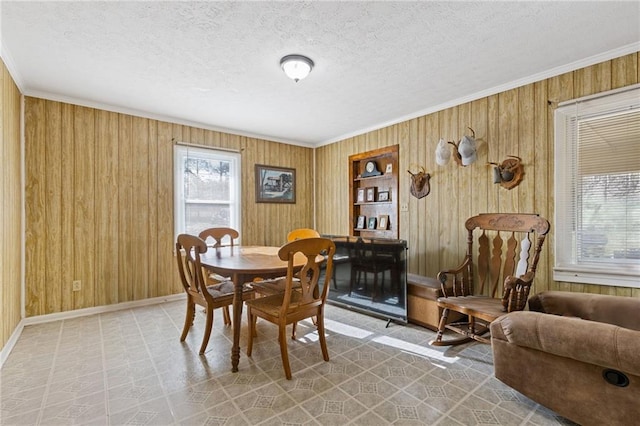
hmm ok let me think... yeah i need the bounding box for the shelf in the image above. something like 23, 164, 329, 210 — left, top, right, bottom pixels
354, 201, 392, 206
349, 145, 399, 239
354, 174, 392, 182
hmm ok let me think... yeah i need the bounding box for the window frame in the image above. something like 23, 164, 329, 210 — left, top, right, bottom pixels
173, 144, 241, 241
553, 85, 640, 288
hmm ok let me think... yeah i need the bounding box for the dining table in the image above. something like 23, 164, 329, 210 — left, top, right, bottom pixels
199, 245, 320, 372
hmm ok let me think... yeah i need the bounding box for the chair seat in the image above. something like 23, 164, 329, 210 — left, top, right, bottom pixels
437, 295, 506, 322
251, 277, 301, 296
206, 281, 253, 298
245, 292, 307, 317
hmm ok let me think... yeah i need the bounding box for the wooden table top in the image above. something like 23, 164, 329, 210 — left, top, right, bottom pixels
199, 245, 313, 278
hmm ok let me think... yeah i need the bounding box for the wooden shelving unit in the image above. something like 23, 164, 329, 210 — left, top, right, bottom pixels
349, 145, 399, 239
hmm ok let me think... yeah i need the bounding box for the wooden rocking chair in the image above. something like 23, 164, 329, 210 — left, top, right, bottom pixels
429, 213, 550, 346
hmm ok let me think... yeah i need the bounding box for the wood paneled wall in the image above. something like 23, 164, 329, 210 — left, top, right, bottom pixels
17, 51, 640, 323
23, 100, 313, 316
1, 58, 22, 349
316, 52, 640, 298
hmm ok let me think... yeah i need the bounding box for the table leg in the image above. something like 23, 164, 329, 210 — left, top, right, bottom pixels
231, 272, 243, 372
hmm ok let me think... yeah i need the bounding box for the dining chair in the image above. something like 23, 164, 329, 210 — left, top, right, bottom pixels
251, 228, 321, 337
251, 228, 320, 297
198, 227, 240, 325
286, 228, 320, 241
245, 237, 336, 379
175, 233, 254, 354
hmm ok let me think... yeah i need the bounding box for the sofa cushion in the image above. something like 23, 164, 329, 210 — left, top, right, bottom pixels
529, 291, 640, 331
492, 311, 640, 376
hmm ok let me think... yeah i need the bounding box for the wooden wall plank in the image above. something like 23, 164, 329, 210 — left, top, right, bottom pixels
423, 113, 440, 277
132, 117, 150, 300
25, 98, 46, 316
73, 106, 96, 309
156, 122, 175, 296
533, 80, 551, 293
147, 120, 159, 297
45, 101, 63, 313
1, 60, 22, 349
470, 97, 489, 217
118, 115, 133, 301
61, 104, 75, 312
95, 110, 119, 306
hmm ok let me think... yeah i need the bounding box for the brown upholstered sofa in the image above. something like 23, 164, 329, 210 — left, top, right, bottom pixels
490, 291, 640, 426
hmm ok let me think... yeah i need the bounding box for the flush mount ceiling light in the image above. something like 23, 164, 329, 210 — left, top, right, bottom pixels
280, 54, 314, 82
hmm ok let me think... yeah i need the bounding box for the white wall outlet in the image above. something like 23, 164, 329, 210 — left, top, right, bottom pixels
400, 203, 409, 212
72, 280, 81, 291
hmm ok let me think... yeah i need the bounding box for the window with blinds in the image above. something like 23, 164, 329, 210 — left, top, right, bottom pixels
554, 85, 640, 287
173, 144, 241, 239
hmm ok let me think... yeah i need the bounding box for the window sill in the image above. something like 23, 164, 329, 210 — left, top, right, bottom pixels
553, 267, 640, 288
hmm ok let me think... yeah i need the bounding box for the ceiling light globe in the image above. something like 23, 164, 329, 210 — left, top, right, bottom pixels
280, 54, 314, 82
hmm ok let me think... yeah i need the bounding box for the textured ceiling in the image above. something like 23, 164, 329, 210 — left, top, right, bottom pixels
1, 1, 639, 146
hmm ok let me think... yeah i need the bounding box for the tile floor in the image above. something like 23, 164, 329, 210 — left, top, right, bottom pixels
1, 301, 575, 425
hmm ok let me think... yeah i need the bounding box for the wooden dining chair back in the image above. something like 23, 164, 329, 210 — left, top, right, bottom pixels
429, 213, 550, 346
198, 227, 241, 324
252, 228, 321, 297
176, 233, 252, 354
245, 237, 335, 379
286, 228, 320, 241
199, 227, 239, 247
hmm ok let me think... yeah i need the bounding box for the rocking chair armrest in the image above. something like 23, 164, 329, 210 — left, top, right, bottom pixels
436, 257, 473, 297
437, 271, 466, 298
504, 271, 535, 290
501, 272, 535, 312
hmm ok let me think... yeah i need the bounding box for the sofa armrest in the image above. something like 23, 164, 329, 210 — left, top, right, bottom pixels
528, 291, 640, 331
491, 311, 640, 376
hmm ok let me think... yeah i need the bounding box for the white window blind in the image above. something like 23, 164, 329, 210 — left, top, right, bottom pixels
174, 144, 241, 239
554, 85, 640, 287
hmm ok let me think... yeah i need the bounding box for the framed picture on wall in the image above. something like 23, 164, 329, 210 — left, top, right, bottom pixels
356, 215, 366, 229
366, 187, 377, 202
255, 165, 296, 203
377, 191, 390, 202
377, 215, 389, 230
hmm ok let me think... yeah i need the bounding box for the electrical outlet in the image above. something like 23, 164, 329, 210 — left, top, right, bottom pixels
400, 203, 409, 212
72, 280, 81, 291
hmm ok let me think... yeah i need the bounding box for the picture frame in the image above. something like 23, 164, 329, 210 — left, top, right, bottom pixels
367, 217, 377, 230
356, 187, 366, 203
377, 191, 390, 202
366, 187, 377, 202
255, 165, 296, 203
377, 215, 389, 230
385, 163, 393, 174
356, 215, 366, 229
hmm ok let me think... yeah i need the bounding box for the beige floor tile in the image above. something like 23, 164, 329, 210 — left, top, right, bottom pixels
0, 301, 575, 425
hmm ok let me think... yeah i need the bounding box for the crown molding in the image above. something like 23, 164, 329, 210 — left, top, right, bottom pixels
317, 43, 640, 147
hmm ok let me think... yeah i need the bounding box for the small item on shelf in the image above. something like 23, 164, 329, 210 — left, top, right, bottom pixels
385, 163, 393, 174
361, 160, 382, 177
367, 217, 377, 229
356, 188, 365, 203
366, 187, 377, 202
377, 191, 390, 202
378, 215, 389, 230
356, 215, 366, 229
